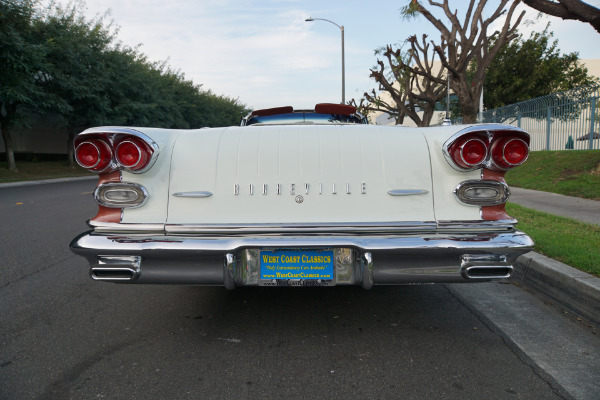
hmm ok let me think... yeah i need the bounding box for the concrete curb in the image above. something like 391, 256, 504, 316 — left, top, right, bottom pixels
513, 251, 600, 326
0, 175, 96, 188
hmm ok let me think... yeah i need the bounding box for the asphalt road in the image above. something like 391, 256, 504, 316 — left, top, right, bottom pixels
0, 180, 597, 399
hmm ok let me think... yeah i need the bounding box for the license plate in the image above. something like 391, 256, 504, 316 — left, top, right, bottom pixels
259, 249, 334, 286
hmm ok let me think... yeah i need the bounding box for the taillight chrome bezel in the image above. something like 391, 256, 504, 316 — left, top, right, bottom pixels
74, 128, 159, 174
94, 182, 149, 208
454, 180, 511, 206
443, 125, 530, 172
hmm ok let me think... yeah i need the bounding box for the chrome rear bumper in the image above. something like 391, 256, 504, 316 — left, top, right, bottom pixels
70, 230, 533, 288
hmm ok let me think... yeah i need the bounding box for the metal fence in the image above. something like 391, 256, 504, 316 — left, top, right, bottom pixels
459, 84, 600, 151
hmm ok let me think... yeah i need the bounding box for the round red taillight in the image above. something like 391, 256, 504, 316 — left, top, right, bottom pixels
115, 139, 151, 170
461, 139, 488, 166
75, 140, 112, 171
450, 136, 488, 169
492, 137, 529, 169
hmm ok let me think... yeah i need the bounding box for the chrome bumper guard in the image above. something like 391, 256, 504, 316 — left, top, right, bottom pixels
70, 229, 533, 288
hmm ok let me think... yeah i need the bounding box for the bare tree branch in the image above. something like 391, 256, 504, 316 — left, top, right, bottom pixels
359, 32, 448, 127
522, 0, 600, 33
406, 0, 525, 122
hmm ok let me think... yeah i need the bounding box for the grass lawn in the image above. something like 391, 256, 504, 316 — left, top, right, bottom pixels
0, 160, 93, 183
507, 203, 600, 277
505, 150, 600, 200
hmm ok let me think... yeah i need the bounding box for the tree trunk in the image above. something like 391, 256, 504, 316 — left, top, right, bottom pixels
420, 107, 434, 127
455, 81, 480, 124
67, 130, 75, 168
1, 122, 18, 171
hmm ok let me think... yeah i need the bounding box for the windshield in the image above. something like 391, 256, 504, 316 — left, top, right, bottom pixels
244, 112, 367, 126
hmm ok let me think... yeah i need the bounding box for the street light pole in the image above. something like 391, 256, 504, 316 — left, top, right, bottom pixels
305, 17, 345, 104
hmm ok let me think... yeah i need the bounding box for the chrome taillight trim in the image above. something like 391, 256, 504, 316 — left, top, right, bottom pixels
74, 128, 159, 174
454, 180, 510, 206
94, 182, 149, 208
442, 125, 529, 172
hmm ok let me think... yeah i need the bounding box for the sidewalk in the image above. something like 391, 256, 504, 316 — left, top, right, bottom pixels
510, 187, 600, 226
509, 187, 600, 326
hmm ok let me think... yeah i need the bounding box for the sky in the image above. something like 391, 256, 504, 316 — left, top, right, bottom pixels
55, 0, 600, 110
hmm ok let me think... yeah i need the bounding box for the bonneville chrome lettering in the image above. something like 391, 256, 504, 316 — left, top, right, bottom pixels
233, 181, 367, 195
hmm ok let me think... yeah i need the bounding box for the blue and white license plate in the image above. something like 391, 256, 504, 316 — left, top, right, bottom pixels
259, 249, 335, 286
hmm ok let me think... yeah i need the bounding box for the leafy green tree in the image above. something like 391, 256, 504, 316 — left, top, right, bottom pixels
482, 25, 598, 109
33, 1, 116, 166
1, 0, 248, 171
0, 0, 47, 171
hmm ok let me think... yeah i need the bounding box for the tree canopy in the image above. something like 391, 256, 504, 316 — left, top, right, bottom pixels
0, 0, 248, 170
481, 25, 598, 110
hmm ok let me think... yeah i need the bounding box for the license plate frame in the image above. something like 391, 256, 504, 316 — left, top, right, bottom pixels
259, 249, 335, 287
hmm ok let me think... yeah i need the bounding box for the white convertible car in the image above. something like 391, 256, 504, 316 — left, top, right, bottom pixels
70, 103, 533, 288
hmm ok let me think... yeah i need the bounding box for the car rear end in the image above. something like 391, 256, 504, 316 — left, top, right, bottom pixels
70, 122, 533, 288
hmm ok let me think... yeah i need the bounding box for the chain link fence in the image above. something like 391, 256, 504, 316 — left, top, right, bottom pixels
454, 84, 600, 151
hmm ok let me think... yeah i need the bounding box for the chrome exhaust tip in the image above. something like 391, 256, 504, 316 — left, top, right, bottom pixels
460, 254, 513, 280
90, 256, 141, 281
462, 265, 513, 279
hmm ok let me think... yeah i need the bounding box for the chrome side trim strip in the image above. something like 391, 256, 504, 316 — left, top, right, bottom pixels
165, 221, 438, 234
172, 191, 213, 198
88, 220, 165, 232
87, 220, 517, 234
387, 189, 429, 196
437, 220, 517, 229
